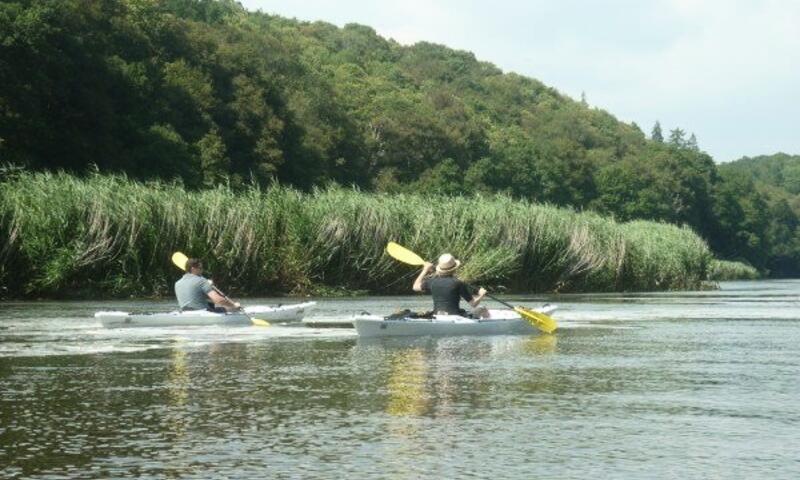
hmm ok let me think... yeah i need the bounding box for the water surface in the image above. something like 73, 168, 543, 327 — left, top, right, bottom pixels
1, 280, 798, 478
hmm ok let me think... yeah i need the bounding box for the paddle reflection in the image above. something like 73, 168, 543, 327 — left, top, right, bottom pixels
386, 348, 430, 416
523, 334, 558, 356
166, 343, 190, 438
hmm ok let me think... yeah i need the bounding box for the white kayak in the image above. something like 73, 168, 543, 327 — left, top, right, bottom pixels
353, 305, 557, 338
95, 302, 316, 329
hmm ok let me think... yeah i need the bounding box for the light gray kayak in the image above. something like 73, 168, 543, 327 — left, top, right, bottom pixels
95, 302, 316, 328
353, 305, 557, 338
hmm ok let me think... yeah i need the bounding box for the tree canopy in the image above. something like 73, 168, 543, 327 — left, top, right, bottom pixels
0, 0, 797, 275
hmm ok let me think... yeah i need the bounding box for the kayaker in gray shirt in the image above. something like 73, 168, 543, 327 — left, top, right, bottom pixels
175, 258, 240, 312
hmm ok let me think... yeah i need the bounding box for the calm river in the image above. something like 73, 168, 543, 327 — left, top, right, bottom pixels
1, 280, 798, 479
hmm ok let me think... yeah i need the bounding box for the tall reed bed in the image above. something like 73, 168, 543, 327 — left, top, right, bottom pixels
708, 259, 759, 281
0, 172, 724, 297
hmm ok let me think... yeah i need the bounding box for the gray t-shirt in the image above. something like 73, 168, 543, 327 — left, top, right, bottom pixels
175, 273, 214, 310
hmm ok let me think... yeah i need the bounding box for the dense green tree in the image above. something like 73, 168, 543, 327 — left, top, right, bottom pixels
783, 164, 800, 195
197, 127, 229, 186
718, 153, 800, 275
764, 199, 800, 275
687, 133, 698, 151
651, 121, 664, 142
720, 154, 800, 204
413, 158, 465, 196
708, 170, 770, 269
668, 128, 686, 147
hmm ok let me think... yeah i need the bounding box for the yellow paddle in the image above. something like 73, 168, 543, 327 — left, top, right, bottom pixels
171, 252, 270, 327
385, 242, 557, 333
386, 241, 426, 266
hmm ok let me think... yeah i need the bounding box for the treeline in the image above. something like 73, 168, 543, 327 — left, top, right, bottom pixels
0, 172, 716, 297
723, 153, 800, 194
0, 0, 795, 275
718, 153, 800, 276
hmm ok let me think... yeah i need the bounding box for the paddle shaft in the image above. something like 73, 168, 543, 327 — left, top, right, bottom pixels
473, 285, 556, 332
210, 284, 235, 304
481, 291, 514, 309
462, 283, 515, 309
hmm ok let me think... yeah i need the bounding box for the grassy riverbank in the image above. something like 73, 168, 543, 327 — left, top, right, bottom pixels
0, 171, 751, 298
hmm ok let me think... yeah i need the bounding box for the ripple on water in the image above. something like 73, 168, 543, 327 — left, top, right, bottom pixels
0, 282, 799, 478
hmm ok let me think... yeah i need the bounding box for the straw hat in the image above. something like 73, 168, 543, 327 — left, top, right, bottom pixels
435, 253, 461, 274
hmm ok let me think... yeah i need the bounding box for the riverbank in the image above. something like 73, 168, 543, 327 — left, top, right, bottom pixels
0, 171, 753, 298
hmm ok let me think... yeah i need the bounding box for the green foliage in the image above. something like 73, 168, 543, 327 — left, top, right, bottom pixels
651, 121, 664, 143
592, 144, 716, 230
413, 158, 465, 196
782, 164, 800, 195
668, 128, 686, 147
0, 0, 694, 208
0, 172, 716, 297
618, 221, 712, 290
722, 153, 800, 195
708, 260, 759, 281
197, 127, 229, 187
718, 153, 800, 275
0, 0, 795, 280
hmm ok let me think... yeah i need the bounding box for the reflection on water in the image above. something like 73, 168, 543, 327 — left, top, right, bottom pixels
166, 344, 189, 438
523, 333, 558, 356
0, 280, 799, 478
387, 348, 430, 417
384, 347, 430, 475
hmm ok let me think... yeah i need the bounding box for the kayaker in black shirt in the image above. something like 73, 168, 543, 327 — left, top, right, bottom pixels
412, 253, 488, 317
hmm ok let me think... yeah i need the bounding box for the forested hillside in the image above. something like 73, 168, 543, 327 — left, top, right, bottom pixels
719, 154, 800, 276
721, 154, 800, 196
1, 0, 797, 276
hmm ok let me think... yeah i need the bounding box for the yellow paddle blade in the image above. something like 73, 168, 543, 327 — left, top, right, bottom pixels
386, 242, 425, 266
251, 318, 271, 327
171, 251, 189, 271
515, 306, 558, 334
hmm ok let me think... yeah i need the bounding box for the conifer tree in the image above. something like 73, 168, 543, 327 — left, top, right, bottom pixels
687, 133, 699, 151
651, 121, 664, 142
669, 128, 686, 147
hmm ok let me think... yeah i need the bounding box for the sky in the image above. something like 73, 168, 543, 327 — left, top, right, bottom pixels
238, 0, 800, 163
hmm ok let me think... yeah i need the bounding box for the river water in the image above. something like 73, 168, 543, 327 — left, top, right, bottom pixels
1, 280, 798, 479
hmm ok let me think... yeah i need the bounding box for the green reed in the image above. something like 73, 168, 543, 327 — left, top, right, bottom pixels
708, 259, 759, 281
0, 171, 749, 297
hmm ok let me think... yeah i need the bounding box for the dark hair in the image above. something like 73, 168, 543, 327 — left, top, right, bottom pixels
185, 258, 202, 271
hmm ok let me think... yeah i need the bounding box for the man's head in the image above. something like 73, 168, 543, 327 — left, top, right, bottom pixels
435, 253, 461, 276
185, 258, 203, 275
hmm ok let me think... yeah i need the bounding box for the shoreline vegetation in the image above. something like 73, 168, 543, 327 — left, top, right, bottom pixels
708, 259, 759, 281
2, 1, 797, 281
0, 172, 758, 299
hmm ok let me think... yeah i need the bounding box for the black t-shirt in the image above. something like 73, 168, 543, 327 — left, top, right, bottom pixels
421, 276, 474, 314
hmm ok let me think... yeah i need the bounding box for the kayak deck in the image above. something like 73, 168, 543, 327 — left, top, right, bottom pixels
353, 306, 557, 338
96, 301, 316, 328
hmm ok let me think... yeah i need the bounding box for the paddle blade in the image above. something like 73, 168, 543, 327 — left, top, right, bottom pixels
171, 252, 189, 271
515, 306, 558, 334
251, 318, 271, 327
386, 242, 426, 266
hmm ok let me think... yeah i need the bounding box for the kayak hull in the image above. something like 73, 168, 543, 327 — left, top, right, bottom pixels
244, 302, 316, 322
353, 306, 556, 338
95, 302, 316, 328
